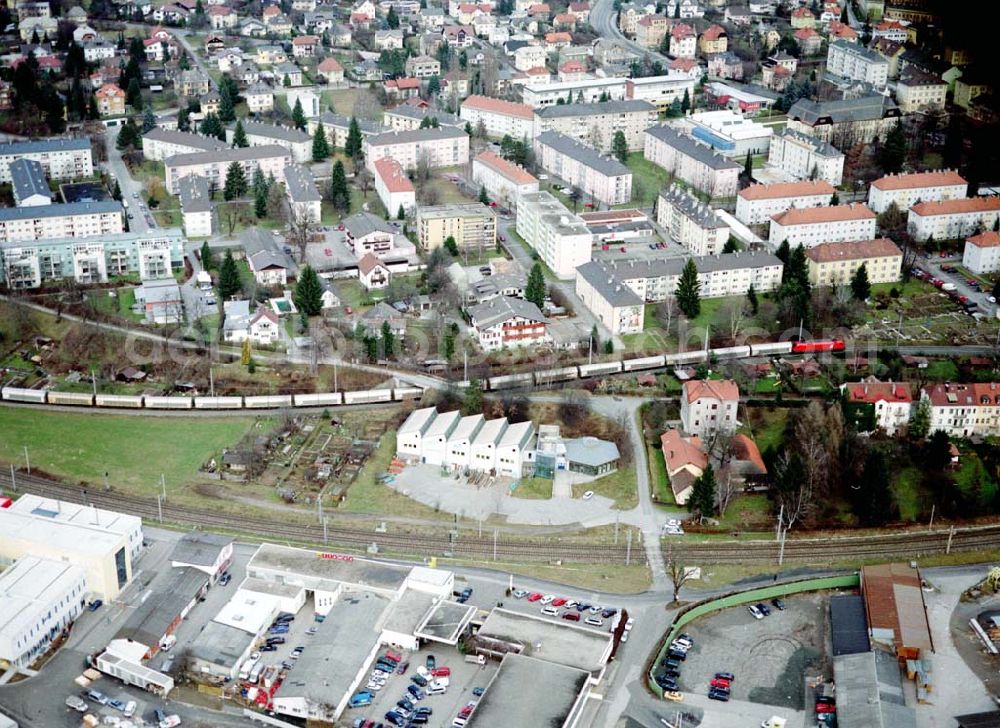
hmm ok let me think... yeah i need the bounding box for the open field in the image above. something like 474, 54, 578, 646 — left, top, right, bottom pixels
571, 466, 639, 509
443, 559, 652, 593
510, 476, 553, 499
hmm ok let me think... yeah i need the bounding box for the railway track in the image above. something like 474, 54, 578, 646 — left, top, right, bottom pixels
0, 470, 646, 566
667, 524, 1000, 564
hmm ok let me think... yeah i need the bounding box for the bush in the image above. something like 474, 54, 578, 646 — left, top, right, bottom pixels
889, 287, 901, 298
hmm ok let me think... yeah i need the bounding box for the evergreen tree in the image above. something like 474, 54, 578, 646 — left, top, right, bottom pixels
294, 265, 324, 316
776, 238, 791, 267
126, 77, 142, 109
525, 262, 546, 309
427, 75, 441, 96
675, 259, 701, 318
312, 122, 330, 161
223, 161, 248, 200
232, 119, 249, 148
604, 339, 613, 354
667, 97, 682, 117
464, 121, 473, 135
329, 160, 350, 212
746, 282, 758, 315
479, 186, 489, 205
673, 0, 680, 17
112, 180, 122, 201
218, 249, 241, 300
386, 6, 399, 28
680, 88, 690, 114
909, 399, 931, 439
854, 448, 894, 526
397, 204, 406, 220
255, 183, 269, 218
880, 122, 907, 174
345, 117, 363, 161
200, 241, 214, 270
840, 3, 848, 22
688, 464, 716, 519
722, 236, 739, 253
115, 119, 141, 149
177, 107, 190, 132
363, 335, 378, 362
291, 98, 307, 131
443, 235, 459, 256
218, 85, 235, 122
141, 104, 156, 133
381, 320, 395, 357
459, 49, 468, 70
200, 113, 225, 140
831, 190, 840, 205
851, 263, 871, 301
743, 149, 752, 178
462, 379, 483, 415
611, 130, 629, 164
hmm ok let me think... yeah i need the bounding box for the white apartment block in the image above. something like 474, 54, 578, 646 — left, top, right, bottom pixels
643, 124, 741, 199
826, 40, 889, 88
533, 99, 657, 152
0, 201, 124, 244
459, 95, 535, 139
398, 407, 536, 476
516, 191, 593, 280
769, 203, 878, 248
141, 128, 224, 162
0, 556, 87, 669
364, 128, 470, 172
680, 379, 739, 438
178, 175, 213, 238
472, 150, 539, 210
895, 67, 947, 114
236, 122, 313, 164
907, 197, 1000, 242
867, 170, 967, 214
283, 164, 322, 224
962, 231, 1000, 275
417, 203, 497, 251
372, 158, 416, 217
575, 261, 644, 335
736, 180, 835, 226
804, 238, 903, 287
1, 230, 184, 289
766, 128, 845, 187
842, 380, 913, 436
520, 77, 627, 108
624, 73, 697, 114
0, 139, 93, 183
657, 184, 730, 256
534, 131, 633, 207
922, 382, 1000, 439
165, 146, 292, 195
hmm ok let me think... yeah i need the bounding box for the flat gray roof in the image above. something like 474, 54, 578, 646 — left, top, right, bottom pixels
178, 174, 212, 213
660, 184, 727, 229
242, 121, 311, 144
467, 295, 546, 329
564, 436, 619, 467
247, 543, 411, 596
367, 126, 467, 147
272, 590, 386, 708
476, 608, 612, 673
116, 567, 209, 648
10, 158, 51, 202
166, 144, 290, 168
190, 620, 257, 669
536, 99, 656, 119
142, 127, 225, 152
830, 39, 888, 65
775, 127, 843, 157
644, 125, 741, 171
0, 138, 91, 156
788, 94, 899, 125
833, 650, 916, 728
381, 589, 436, 636
466, 653, 590, 728
414, 600, 477, 644
344, 211, 396, 238
169, 531, 233, 567
536, 131, 630, 178
0, 199, 122, 222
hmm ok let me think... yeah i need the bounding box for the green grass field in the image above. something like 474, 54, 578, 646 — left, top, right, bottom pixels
571, 466, 638, 509
0, 408, 262, 492
511, 477, 553, 500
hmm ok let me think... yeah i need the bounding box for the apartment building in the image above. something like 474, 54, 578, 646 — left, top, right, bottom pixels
244, 83, 275, 113
534, 131, 633, 206
867, 170, 967, 214
0, 138, 93, 183
643, 124, 740, 199
520, 77, 627, 108
624, 73, 697, 113
0, 201, 124, 244
922, 383, 1000, 439
804, 238, 903, 286
417, 203, 497, 251
467, 295, 549, 352
405, 54, 441, 78
907, 197, 1000, 242
0, 556, 88, 669
460, 95, 535, 140
656, 184, 730, 256
141, 128, 225, 162
786, 94, 901, 146
364, 127, 470, 171
826, 40, 889, 88
95, 83, 126, 116
534, 100, 657, 153
769, 203, 878, 248
516, 191, 592, 279
736, 180, 835, 225
575, 261, 644, 335
766, 128, 844, 186
307, 113, 381, 151
472, 150, 539, 210
962, 231, 1000, 275
165, 145, 292, 195
177, 175, 213, 238
235, 122, 312, 163
842, 380, 913, 435
680, 379, 739, 438
635, 14, 670, 49
372, 158, 416, 218
283, 164, 321, 223
669, 23, 697, 58
895, 67, 947, 113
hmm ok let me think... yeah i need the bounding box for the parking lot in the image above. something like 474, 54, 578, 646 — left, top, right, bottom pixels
657, 592, 830, 711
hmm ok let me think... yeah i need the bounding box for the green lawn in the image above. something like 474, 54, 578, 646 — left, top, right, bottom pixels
715, 494, 772, 530
624, 153, 710, 206
571, 466, 638, 509
923, 359, 960, 381
647, 441, 674, 505
506, 228, 559, 282
87, 288, 143, 322
0, 408, 260, 492
740, 407, 789, 453
892, 466, 925, 522
511, 477, 553, 500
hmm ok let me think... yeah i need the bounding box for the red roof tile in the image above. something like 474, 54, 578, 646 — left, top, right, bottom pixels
924, 382, 1000, 408
872, 170, 967, 191
772, 203, 876, 226
911, 196, 1000, 216
967, 231, 1000, 248
845, 380, 913, 404
739, 180, 834, 200
805, 238, 902, 263
683, 379, 739, 404
474, 150, 538, 185
660, 430, 707, 473
462, 94, 534, 120
373, 158, 414, 194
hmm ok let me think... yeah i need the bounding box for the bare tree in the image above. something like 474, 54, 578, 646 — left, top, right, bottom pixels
355, 167, 373, 198
267, 183, 287, 224
654, 295, 677, 336
287, 209, 314, 263
664, 541, 693, 604
479, 49, 499, 96
221, 202, 250, 236
351, 88, 382, 121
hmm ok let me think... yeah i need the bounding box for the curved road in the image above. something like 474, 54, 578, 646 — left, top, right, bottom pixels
590, 0, 670, 65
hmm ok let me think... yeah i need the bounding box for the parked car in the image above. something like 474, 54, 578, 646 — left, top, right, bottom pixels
771, 598, 786, 611
65, 695, 88, 713
539, 595, 555, 605
551, 597, 567, 607
584, 616, 604, 627
708, 688, 730, 702
85, 690, 108, 705
349, 692, 373, 708
88, 600, 103, 611
431, 667, 451, 677
407, 684, 425, 700
562, 612, 581, 622
512, 589, 528, 599
655, 675, 678, 690
411, 674, 428, 687
715, 672, 735, 682
541, 606, 560, 617
526, 592, 543, 602
664, 691, 684, 702
756, 602, 771, 616
108, 699, 126, 712
397, 660, 410, 675
747, 604, 764, 620
219, 572, 231, 586
425, 655, 436, 670
456, 587, 473, 603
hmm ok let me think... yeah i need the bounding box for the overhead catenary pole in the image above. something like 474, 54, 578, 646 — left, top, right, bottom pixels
493, 528, 498, 561
625, 529, 632, 566
161, 473, 166, 501
24, 446, 30, 474
157, 494, 163, 523
9, 463, 16, 492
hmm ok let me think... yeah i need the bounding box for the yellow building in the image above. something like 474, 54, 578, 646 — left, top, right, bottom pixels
698, 24, 727, 54
416, 203, 497, 252
804, 238, 902, 287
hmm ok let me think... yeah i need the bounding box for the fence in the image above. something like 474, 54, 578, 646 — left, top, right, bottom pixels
647, 573, 861, 697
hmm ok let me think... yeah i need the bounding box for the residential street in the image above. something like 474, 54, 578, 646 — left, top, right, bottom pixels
104, 125, 153, 234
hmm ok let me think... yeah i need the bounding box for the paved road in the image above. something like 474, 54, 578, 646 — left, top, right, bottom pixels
104, 126, 153, 234
167, 28, 218, 92
590, 0, 669, 65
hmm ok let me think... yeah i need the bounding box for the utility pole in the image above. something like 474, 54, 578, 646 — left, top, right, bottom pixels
588, 335, 593, 366
464, 350, 468, 382
157, 494, 163, 523
946, 525, 955, 554
625, 530, 632, 566
323, 517, 328, 544
493, 528, 498, 561
24, 446, 30, 474
614, 512, 619, 545
929, 504, 935, 530
210, 366, 215, 397
9, 463, 16, 492
334, 359, 338, 392
778, 524, 787, 566
318, 493, 323, 523
775, 503, 784, 541
161, 473, 166, 501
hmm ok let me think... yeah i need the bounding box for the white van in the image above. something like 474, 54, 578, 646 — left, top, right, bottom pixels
159, 635, 176, 651
427, 683, 447, 696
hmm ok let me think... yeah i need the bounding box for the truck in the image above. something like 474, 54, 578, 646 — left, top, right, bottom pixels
464, 654, 485, 665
